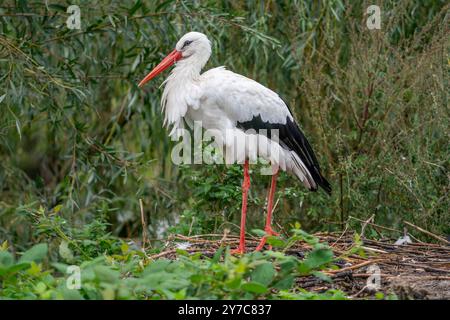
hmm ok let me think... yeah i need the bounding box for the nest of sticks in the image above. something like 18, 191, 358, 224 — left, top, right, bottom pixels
148, 229, 450, 299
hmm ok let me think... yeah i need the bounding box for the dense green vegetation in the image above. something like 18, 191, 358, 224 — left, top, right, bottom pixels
0, 1, 448, 299
1, 224, 355, 299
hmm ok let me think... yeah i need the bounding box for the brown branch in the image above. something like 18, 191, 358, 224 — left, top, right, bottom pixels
139, 198, 149, 249
404, 220, 450, 245
327, 259, 384, 274
359, 214, 375, 238
348, 216, 403, 234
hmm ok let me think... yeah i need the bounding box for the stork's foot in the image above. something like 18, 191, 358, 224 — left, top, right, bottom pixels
255, 228, 280, 251
231, 246, 245, 255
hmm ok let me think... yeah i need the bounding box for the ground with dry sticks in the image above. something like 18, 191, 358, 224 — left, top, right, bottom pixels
152, 233, 450, 300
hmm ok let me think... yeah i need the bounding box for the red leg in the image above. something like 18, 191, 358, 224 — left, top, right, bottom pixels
231, 160, 250, 255
255, 170, 280, 251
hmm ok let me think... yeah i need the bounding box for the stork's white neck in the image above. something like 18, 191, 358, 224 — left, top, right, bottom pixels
161, 59, 203, 110
169, 60, 202, 83
161, 58, 206, 129
161, 36, 211, 129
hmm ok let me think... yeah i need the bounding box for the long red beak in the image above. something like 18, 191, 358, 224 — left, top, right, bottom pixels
138, 49, 182, 88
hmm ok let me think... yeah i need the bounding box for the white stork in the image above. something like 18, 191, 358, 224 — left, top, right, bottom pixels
138, 32, 331, 254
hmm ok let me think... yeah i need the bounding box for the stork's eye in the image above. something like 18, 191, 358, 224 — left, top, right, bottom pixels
181, 40, 193, 49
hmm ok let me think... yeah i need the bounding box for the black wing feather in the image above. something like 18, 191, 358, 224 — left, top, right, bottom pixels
237, 114, 331, 194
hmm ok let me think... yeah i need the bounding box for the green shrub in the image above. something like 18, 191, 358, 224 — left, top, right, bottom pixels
0, 1, 448, 295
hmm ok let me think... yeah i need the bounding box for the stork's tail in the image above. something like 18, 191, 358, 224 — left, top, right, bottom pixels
290, 152, 332, 195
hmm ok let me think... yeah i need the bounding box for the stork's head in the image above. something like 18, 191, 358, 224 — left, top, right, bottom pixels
175, 32, 211, 63
138, 32, 211, 87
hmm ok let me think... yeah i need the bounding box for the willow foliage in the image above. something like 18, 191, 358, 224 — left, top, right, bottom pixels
0, 1, 448, 248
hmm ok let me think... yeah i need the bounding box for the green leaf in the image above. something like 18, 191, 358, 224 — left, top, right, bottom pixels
211, 246, 224, 263
311, 271, 332, 283
102, 286, 116, 300
302, 247, 333, 271
143, 259, 171, 274
225, 277, 241, 290
241, 282, 268, 294
292, 229, 319, 245
375, 292, 385, 300
266, 236, 285, 247
173, 288, 187, 300
279, 260, 297, 273
59, 240, 74, 263
251, 262, 275, 286
19, 243, 48, 263
264, 251, 287, 259
0, 251, 14, 267
5, 263, 30, 275
62, 288, 85, 300
93, 266, 120, 284
48, 4, 66, 11
190, 274, 204, 284
273, 275, 295, 290
120, 242, 129, 254
128, 0, 142, 15
251, 229, 266, 237
35, 282, 47, 294
52, 262, 69, 273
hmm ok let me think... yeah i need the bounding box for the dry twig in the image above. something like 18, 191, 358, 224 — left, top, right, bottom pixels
404, 220, 450, 245
139, 198, 149, 249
